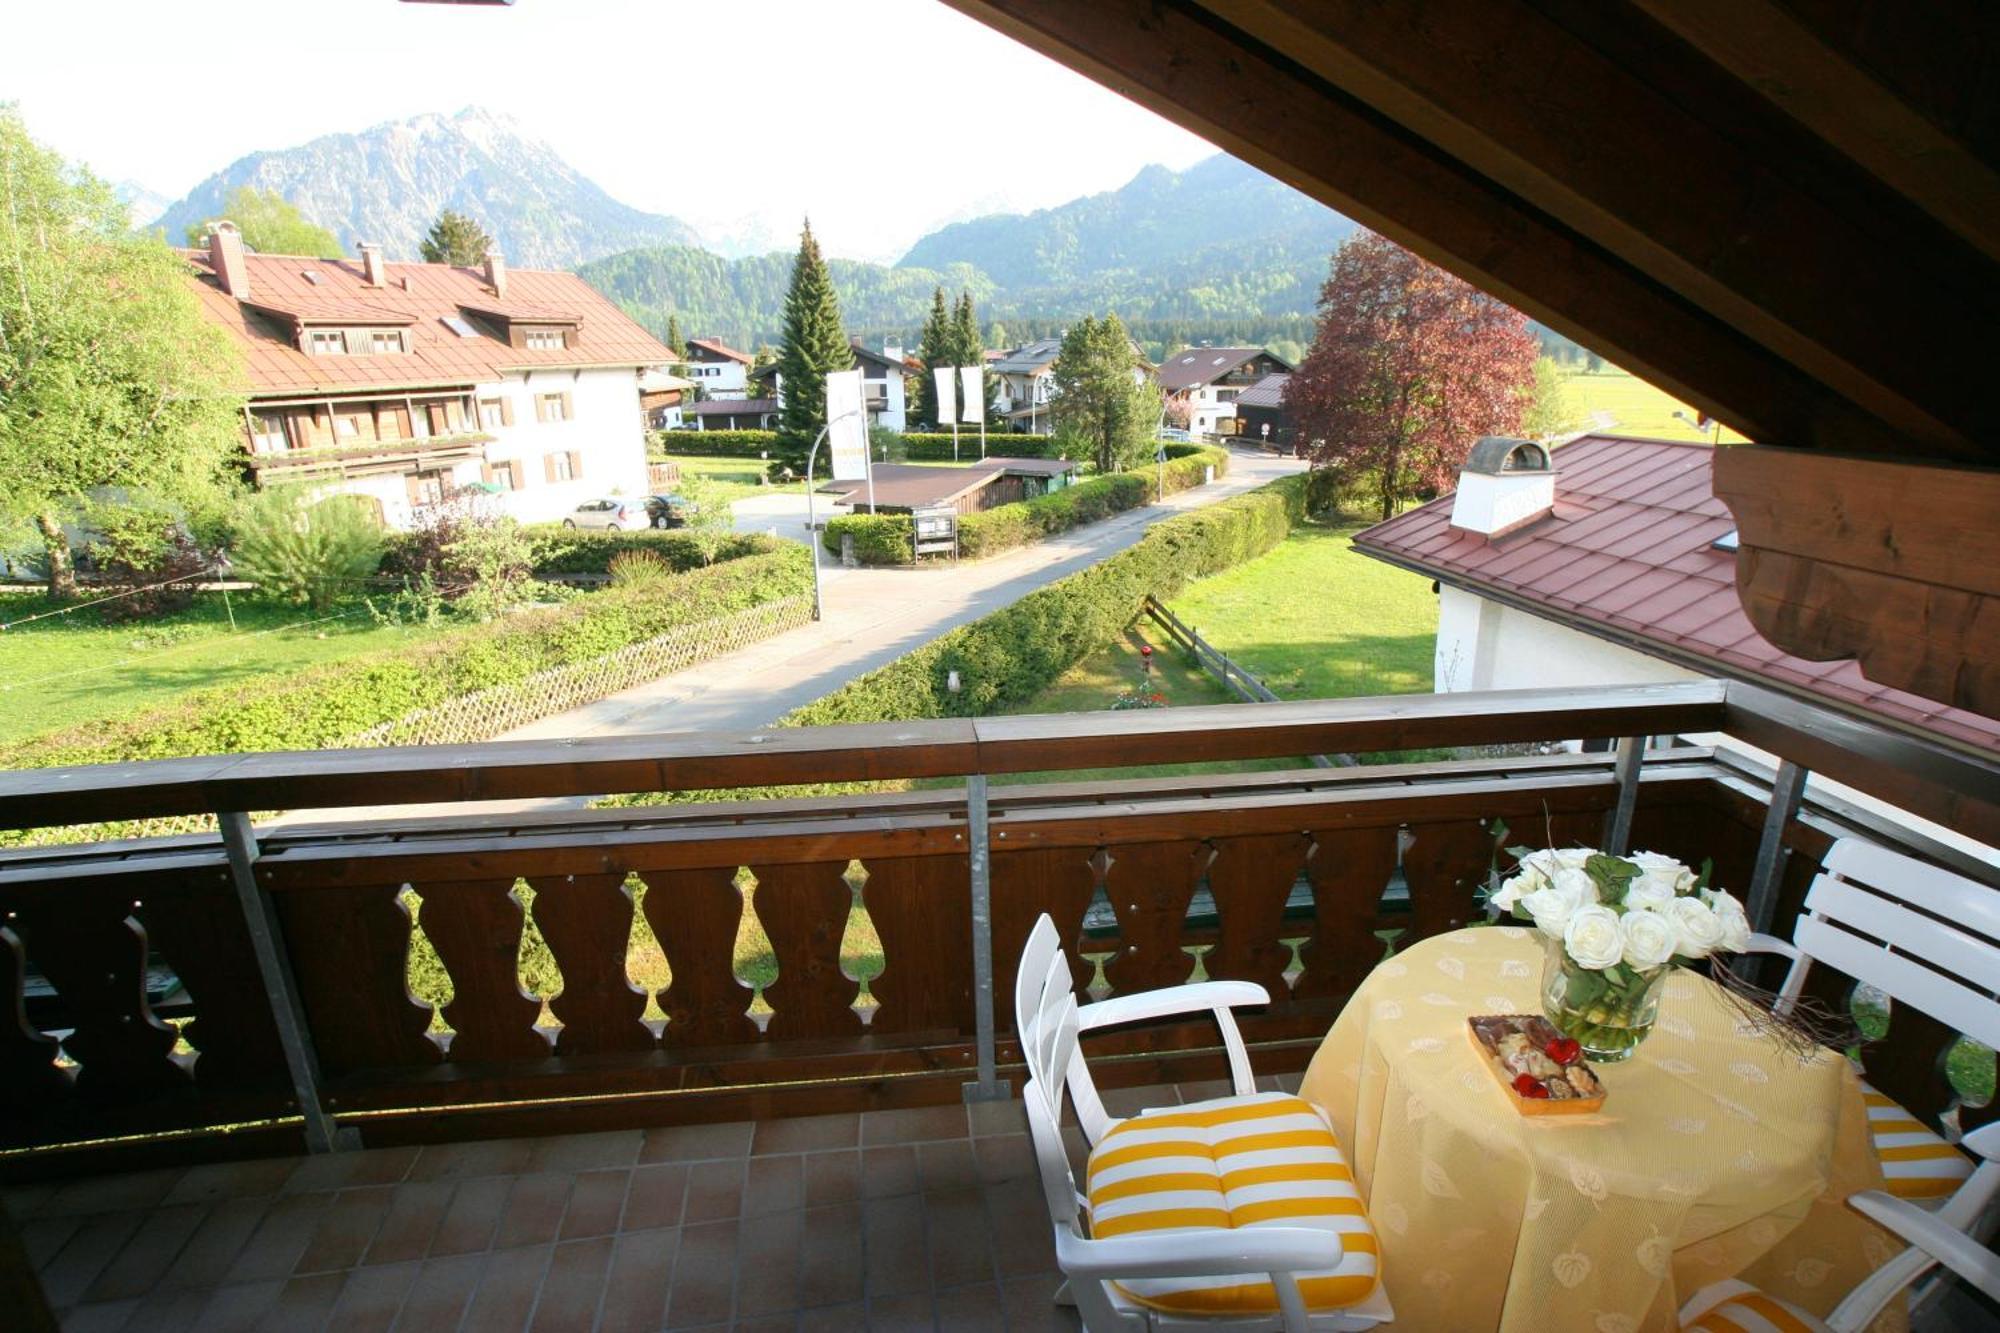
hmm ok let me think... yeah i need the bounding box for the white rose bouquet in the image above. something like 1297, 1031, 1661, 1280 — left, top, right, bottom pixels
1489, 845, 1750, 1061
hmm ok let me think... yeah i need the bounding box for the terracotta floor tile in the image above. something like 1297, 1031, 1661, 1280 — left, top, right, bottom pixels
860, 1195, 927, 1299
2, 1182, 58, 1218
999, 1272, 1083, 1332
18, 1214, 80, 1268
684, 1159, 746, 1223
795, 1205, 863, 1310
37, 1211, 143, 1308
429, 1175, 511, 1256
965, 1098, 1027, 1138
163, 1158, 297, 1206
621, 1163, 689, 1233
915, 1140, 977, 1193
326, 1260, 419, 1333
1095, 1083, 1177, 1119
796, 1301, 867, 1331
492, 1174, 575, 1250
159, 1197, 269, 1290
393, 1253, 485, 1332
732, 1315, 800, 1333
751, 1113, 859, 1156
859, 1105, 967, 1147
983, 1180, 1057, 1278
933, 1281, 1007, 1331
802, 1151, 860, 1207
224, 1193, 333, 1284
595, 1227, 679, 1333
558, 1169, 631, 1240
525, 1129, 643, 1175
971, 1135, 1036, 1187
734, 1210, 801, 1317
459, 1243, 550, 1333
529, 1236, 614, 1332
56, 1299, 139, 1332
39, 1169, 181, 1218
639, 1120, 755, 1164
859, 1147, 919, 1201
743, 1156, 803, 1218
864, 1290, 934, 1330
666, 1220, 739, 1328
922, 1189, 994, 1290
261, 1270, 346, 1330
194, 1280, 283, 1332
363, 1181, 453, 1266
119, 1285, 211, 1332
281, 1146, 418, 1196
405, 1138, 534, 1183
293, 1185, 395, 1274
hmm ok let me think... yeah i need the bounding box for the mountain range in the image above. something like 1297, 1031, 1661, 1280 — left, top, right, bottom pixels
151, 108, 701, 269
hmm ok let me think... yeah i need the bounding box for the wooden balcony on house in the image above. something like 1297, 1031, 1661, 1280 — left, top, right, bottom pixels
1, 681, 1996, 1326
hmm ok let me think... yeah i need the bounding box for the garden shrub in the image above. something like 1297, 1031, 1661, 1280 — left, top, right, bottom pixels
823, 513, 916, 566
80, 507, 213, 620
231, 488, 386, 612
651, 427, 1058, 463
383, 527, 777, 580
607, 548, 673, 588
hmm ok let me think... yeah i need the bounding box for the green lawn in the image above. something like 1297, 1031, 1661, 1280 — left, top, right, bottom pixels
0, 592, 446, 747
656, 455, 803, 504
1562, 368, 1752, 444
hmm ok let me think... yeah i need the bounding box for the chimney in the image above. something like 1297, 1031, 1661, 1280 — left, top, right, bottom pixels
484, 250, 508, 300
208, 220, 249, 300
359, 242, 386, 287
1448, 437, 1557, 537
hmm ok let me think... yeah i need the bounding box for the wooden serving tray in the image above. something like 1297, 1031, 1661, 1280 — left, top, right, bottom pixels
1467, 1015, 1607, 1116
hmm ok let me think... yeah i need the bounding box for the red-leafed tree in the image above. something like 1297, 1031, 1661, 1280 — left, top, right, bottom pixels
1286, 232, 1539, 519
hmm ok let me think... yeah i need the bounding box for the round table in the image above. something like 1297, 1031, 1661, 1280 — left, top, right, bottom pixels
1300, 926, 1902, 1332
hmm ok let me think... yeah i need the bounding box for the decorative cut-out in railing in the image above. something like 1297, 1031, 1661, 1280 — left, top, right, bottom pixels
751, 861, 864, 1040
863, 854, 972, 1035
530, 873, 652, 1056
643, 866, 759, 1047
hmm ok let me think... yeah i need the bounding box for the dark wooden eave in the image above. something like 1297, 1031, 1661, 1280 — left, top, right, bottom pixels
944, 0, 2000, 716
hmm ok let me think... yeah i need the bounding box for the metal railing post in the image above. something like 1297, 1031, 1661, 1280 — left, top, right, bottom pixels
962, 774, 1008, 1102
1745, 760, 1809, 936
219, 811, 347, 1153
1601, 736, 1644, 855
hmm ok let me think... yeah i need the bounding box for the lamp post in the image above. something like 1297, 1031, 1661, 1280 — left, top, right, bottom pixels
804, 407, 867, 623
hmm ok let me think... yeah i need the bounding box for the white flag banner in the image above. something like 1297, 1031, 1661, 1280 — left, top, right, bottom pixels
932, 366, 958, 428
825, 369, 868, 482
958, 365, 984, 424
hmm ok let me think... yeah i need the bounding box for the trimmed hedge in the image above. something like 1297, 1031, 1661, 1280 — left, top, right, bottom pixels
649, 429, 780, 457
376, 527, 780, 581
650, 428, 1057, 462
822, 445, 1230, 565
788, 473, 1305, 727
2, 545, 814, 772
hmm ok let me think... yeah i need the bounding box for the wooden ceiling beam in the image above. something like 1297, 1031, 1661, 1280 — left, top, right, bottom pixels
1197, 0, 1995, 459
941, 0, 1941, 461
1630, 0, 2000, 268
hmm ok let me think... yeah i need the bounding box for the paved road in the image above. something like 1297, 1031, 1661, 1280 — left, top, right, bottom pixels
285, 448, 1301, 823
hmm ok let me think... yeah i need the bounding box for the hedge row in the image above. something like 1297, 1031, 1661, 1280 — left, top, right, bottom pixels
650, 428, 1059, 462
821, 445, 1229, 566
375, 527, 781, 580
789, 473, 1305, 727
3, 545, 814, 772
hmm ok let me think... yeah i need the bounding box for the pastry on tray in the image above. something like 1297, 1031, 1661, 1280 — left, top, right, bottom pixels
1467, 1015, 1606, 1115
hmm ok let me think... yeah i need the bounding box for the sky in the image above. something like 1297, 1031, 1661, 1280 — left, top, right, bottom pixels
0, 0, 1219, 262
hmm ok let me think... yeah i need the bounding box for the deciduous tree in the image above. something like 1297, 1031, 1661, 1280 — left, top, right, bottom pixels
1287, 232, 1538, 519
1052, 313, 1159, 475
419, 209, 492, 266
1, 107, 247, 596
774, 220, 853, 473
183, 185, 341, 258
1521, 356, 1579, 441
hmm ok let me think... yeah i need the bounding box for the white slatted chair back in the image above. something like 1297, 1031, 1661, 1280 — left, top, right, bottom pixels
1014, 913, 1112, 1142
1773, 839, 2000, 1054
1019, 947, 1087, 1236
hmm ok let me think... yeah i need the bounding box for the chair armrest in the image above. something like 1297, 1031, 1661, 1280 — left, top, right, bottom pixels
1076, 981, 1271, 1032
1961, 1120, 2000, 1162
1055, 1224, 1335, 1278
1743, 932, 1798, 959
1848, 1190, 2000, 1305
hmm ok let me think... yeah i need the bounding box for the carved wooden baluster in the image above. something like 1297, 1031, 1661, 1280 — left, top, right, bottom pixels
527, 874, 654, 1056
1293, 828, 1399, 1001
274, 883, 438, 1077
642, 867, 758, 1048
417, 878, 552, 1063
1205, 832, 1313, 995
1101, 840, 1213, 996
863, 855, 972, 1036
138, 870, 287, 1088
0, 923, 68, 1114
749, 862, 862, 1040
990, 847, 1100, 1033
1402, 821, 1494, 944
12, 887, 185, 1102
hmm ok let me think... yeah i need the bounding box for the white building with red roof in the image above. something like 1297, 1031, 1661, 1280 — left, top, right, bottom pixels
185, 222, 676, 528
681, 337, 753, 400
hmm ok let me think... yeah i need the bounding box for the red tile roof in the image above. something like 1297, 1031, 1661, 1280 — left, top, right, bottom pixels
1156, 347, 1289, 392
822, 457, 1079, 509
184, 251, 673, 396
1355, 435, 2000, 754
686, 337, 752, 364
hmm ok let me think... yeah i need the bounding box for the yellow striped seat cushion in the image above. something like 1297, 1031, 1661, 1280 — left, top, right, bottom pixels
1860, 1079, 1974, 1202
1682, 1284, 1829, 1332
1084, 1091, 1379, 1315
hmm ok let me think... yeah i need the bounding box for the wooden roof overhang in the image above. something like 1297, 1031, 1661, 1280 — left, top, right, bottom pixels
943, 0, 2000, 721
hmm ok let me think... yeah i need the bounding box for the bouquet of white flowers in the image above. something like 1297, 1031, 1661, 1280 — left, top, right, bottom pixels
1490, 847, 1751, 1060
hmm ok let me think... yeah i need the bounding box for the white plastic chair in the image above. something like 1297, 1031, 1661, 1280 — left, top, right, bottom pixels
1015, 914, 1391, 1332
1678, 837, 2000, 1328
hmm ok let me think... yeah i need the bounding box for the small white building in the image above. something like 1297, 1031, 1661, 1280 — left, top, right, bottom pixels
682, 337, 753, 400
753, 340, 913, 431
1157, 346, 1292, 437
186, 224, 672, 529
989, 335, 1153, 434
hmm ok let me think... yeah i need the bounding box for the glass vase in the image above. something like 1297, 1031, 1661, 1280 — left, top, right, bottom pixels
1539, 935, 1672, 1063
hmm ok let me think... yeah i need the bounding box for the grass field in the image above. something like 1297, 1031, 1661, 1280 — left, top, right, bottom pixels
0, 592, 446, 747
1562, 368, 1752, 443
658, 454, 984, 506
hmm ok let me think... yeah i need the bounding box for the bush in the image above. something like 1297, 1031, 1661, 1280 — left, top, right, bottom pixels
607, 549, 673, 589
80, 507, 213, 620
516, 527, 778, 577
231, 488, 386, 612
443, 515, 535, 620
648, 429, 779, 458
649, 427, 1060, 465
3, 545, 814, 772
787, 474, 1304, 727
823, 513, 917, 565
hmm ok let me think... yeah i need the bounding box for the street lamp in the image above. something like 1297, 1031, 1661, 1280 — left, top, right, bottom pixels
804, 407, 868, 623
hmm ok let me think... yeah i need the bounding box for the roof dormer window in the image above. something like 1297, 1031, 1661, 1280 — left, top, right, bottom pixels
368, 329, 407, 354
524, 328, 567, 351
308, 329, 347, 355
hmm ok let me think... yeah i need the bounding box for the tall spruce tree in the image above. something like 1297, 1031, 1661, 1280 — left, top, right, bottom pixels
1051, 313, 1160, 474
914, 286, 952, 427
664, 313, 684, 357
951, 292, 996, 419
774, 220, 853, 473
418, 209, 491, 265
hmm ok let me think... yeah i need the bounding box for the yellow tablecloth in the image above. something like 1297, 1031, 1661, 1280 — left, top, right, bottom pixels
1300, 926, 1902, 1332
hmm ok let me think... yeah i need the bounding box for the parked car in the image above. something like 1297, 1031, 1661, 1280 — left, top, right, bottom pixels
561, 498, 648, 531
643, 494, 699, 529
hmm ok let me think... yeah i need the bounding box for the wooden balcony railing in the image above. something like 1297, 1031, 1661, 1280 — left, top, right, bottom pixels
1, 681, 1994, 1180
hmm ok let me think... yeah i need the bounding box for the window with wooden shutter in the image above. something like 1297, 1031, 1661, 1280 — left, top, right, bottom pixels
566, 450, 583, 480
508, 461, 524, 490
500, 397, 515, 427
561, 391, 575, 421
543, 453, 559, 483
